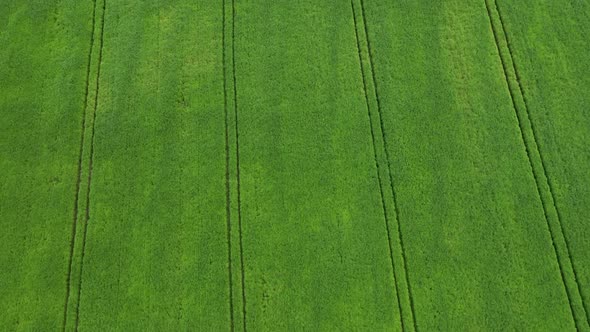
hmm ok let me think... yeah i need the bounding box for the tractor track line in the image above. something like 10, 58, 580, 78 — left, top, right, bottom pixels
73, 0, 106, 329
493, 1, 589, 324
484, 0, 588, 327
222, 0, 236, 330
491, 5, 589, 322
231, 0, 248, 330
62, 0, 99, 329
351, 1, 405, 330
357, 0, 418, 330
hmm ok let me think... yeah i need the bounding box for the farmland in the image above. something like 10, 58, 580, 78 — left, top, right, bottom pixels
1, 0, 589, 331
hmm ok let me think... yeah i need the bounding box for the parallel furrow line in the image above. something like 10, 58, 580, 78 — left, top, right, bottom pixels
222, 0, 236, 330
62, 0, 99, 329
493, 0, 589, 324
73, 0, 107, 329
484, 0, 589, 327
231, 0, 248, 330
350, 2, 405, 330
357, 0, 418, 330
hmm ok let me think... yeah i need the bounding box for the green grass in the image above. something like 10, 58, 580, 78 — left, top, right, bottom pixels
69, 1, 230, 330
493, 0, 590, 327
233, 0, 403, 330
361, 0, 578, 329
1, 0, 589, 331
0, 1, 93, 329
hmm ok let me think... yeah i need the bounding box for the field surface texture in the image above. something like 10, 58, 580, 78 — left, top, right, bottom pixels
1, 0, 589, 331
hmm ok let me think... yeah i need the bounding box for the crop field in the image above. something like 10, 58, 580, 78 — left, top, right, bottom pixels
1, 0, 589, 331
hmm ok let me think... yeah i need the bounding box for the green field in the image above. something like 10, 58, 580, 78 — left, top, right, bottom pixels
1, 0, 589, 330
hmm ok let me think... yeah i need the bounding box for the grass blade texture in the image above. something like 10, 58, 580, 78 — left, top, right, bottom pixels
360, 0, 576, 329
493, 0, 590, 327
1, 0, 589, 330
66, 1, 231, 329
0, 1, 94, 330
233, 0, 404, 330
